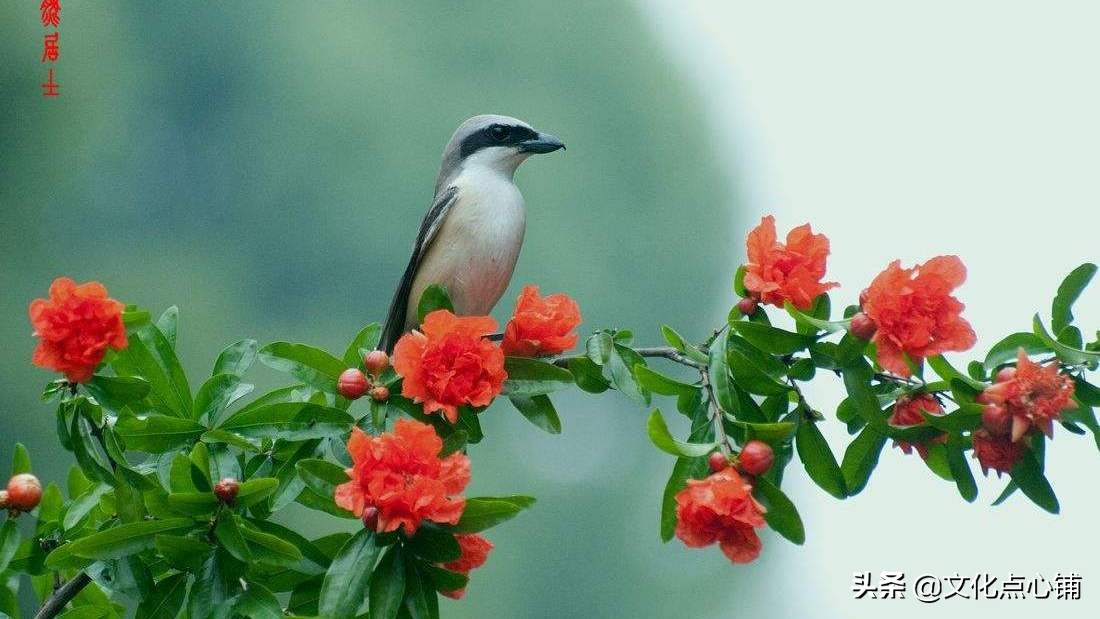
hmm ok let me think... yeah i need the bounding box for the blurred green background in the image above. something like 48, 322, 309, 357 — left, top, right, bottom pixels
0, 2, 748, 616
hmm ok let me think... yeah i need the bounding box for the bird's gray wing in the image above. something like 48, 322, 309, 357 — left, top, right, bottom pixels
379, 185, 459, 352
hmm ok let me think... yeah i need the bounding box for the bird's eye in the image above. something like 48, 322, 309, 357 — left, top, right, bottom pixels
489, 125, 510, 141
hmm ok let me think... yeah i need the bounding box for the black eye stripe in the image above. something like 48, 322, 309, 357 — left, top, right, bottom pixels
459, 124, 539, 158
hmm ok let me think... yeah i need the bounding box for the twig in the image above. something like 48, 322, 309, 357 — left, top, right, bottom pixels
34, 573, 92, 619
552, 346, 705, 370
700, 369, 731, 455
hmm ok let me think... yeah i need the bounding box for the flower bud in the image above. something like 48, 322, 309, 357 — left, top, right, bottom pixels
982, 404, 1011, 437
994, 366, 1017, 384
214, 478, 240, 505
338, 368, 369, 400
6, 473, 43, 511
363, 350, 390, 377
370, 385, 390, 402
708, 451, 729, 473
737, 297, 758, 316
738, 441, 774, 476
361, 506, 379, 531
848, 313, 877, 340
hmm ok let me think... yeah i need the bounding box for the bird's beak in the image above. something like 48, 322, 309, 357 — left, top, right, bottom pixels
520, 132, 566, 154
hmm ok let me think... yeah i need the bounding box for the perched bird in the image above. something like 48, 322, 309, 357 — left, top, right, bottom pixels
379, 115, 565, 352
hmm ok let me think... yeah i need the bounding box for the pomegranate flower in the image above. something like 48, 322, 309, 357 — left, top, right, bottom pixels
979, 349, 1076, 442
29, 277, 128, 383
334, 420, 470, 535
675, 468, 767, 564
742, 215, 838, 310
502, 285, 582, 357
888, 394, 946, 459
392, 310, 506, 423
439, 534, 494, 600
860, 256, 976, 377
972, 428, 1025, 476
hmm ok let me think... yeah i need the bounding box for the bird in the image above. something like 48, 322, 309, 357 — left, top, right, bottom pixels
378, 115, 566, 352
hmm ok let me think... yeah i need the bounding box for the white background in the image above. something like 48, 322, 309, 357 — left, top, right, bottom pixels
641, 2, 1099, 616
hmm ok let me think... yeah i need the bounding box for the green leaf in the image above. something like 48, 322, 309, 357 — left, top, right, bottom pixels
218, 402, 353, 440
138, 322, 193, 415
785, 301, 849, 333
1033, 314, 1100, 365
501, 357, 574, 397
213, 338, 259, 378
405, 524, 460, 563
730, 420, 797, 442
188, 549, 241, 619
232, 582, 283, 619
193, 373, 254, 425
344, 323, 382, 368
258, 342, 347, 391
633, 365, 698, 398
155, 534, 212, 573
369, 547, 406, 619
753, 476, 805, 544
238, 521, 304, 565
156, 306, 179, 349
508, 395, 562, 434
215, 514, 253, 563
707, 331, 738, 413
646, 409, 717, 457
795, 421, 847, 499
424, 565, 468, 594
983, 332, 1048, 372
319, 529, 381, 619
945, 441, 977, 502
86, 375, 152, 411
0, 521, 19, 574
660, 324, 709, 363
236, 477, 280, 508
452, 496, 536, 533
840, 426, 886, 496
115, 415, 206, 453
136, 572, 189, 619
49, 518, 194, 564
585, 332, 614, 365
62, 483, 112, 531
401, 559, 438, 619
927, 355, 983, 390
725, 336, 791, 397
11, 443, 31, 475
567, 356, 610, 393
1052, 263, 1097, 334
729, 321, 814, 355
200, 429, 260, 452
606, 344, 650, 405
733, 265, 748, 296
1009, 447, 1059, 514
416, 285, 454, 323
296, 459, 350, 499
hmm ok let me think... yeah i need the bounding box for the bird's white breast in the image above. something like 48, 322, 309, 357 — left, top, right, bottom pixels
406, 165, 526, 325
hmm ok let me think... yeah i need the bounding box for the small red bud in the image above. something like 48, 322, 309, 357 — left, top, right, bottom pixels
214, 478, 240, 505
361, 506, 379, 531
708, 451, 729, 473
982, 404, 1012, 437
738, 441, 774, 476
737, 297, 758, 316
370, 385, 390, 402
363, 350, 390, 377
849, 312, 877, 340
994, 367, 1017, 384
338, 368, 369, 400
6, 474, 43, 512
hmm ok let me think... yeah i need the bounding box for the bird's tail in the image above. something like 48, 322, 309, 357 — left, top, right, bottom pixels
378, 252, 420, 353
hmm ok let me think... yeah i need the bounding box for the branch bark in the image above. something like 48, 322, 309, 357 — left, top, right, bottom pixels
34, 572, 92, 619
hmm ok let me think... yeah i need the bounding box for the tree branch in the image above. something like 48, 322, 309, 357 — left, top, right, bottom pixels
34, 572, 92, 619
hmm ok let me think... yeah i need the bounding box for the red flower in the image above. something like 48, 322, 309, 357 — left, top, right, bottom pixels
888, 394, 946, 459
675, 468, 767, 564
439, 534, 494, 600
742, 215, 838, 310
392, 310, 506, 423
501, 285, 582, 357
29, 277, 128, 383
860, 256, 976, 377
334, 420, 470, 535
979, 349, 1076, 441
972, 428, 1025, 476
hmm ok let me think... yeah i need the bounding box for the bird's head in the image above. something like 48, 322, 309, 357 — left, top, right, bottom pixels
439, 114, 565, 184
